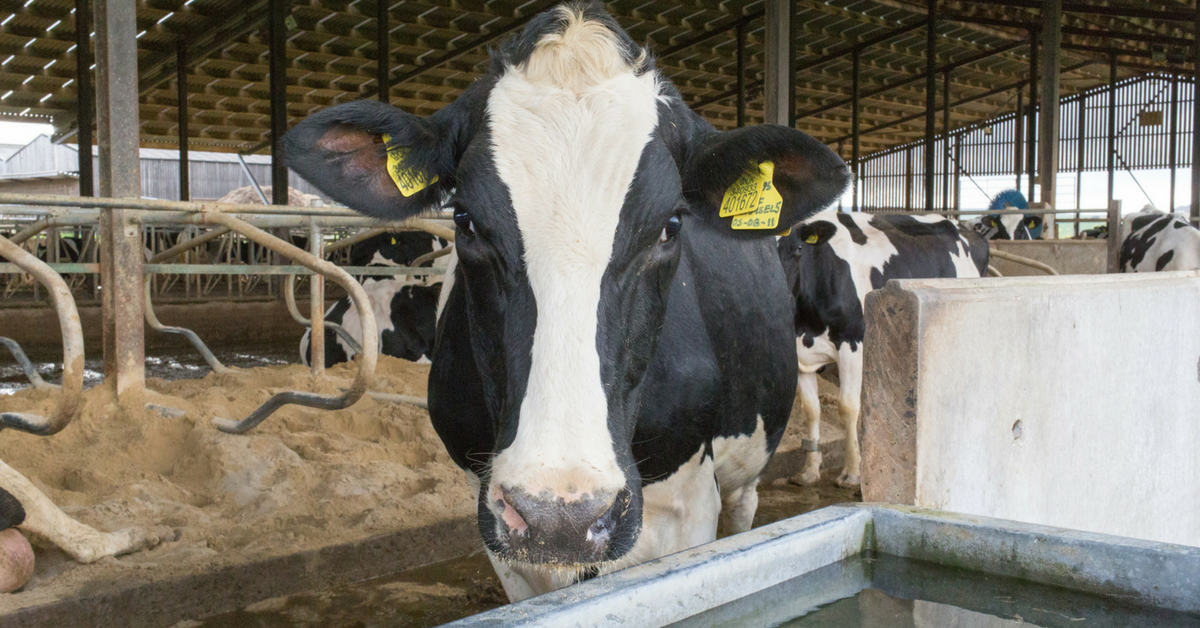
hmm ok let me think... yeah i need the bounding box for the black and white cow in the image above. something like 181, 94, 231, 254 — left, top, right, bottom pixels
966, 189, 1044, 240
777, 212, 988, 487
300, 231, 447, 367
1119, 206, 1200, 272
285, 2, 848, 601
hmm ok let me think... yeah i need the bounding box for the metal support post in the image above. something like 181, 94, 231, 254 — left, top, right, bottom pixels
1192, 2, 1200, 221
1170, 74, 1179, 209
1027, 28, 1038, 200
924, 0, 936, 211
1108, 56, 1118, 206
943, 69, 951, 210
764, 0, 791, 126
905, 148, 914, 210
1107, 199, 1122, 272
1015, 90, 1024, 190
95, 0, 145, 412
308, 219, 324, 377
851, 44, 861, 211
377, 0, 389, 104
953, 133, 962, 212
736, 18, 746, 128
1038, 0, 1061, 219
75, 0, 93, 197
269, 0, 289, 206
176, 40, 189, 201
1076, 91, 1086, 235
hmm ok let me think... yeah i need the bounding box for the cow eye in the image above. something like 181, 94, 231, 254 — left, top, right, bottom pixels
660, 213, 682, 243
452, 207, 475, 236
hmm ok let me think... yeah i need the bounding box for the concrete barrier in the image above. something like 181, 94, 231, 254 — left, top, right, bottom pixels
990, 240, 1107, 276
860, 272, 1200, 547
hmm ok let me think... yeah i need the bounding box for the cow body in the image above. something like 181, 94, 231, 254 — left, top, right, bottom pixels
777, 212, 988, 487
285, 2, 848, 601
300, 232, 445, 367
1119, 206, 1200, 272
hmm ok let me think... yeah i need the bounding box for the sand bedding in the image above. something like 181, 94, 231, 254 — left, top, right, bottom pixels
0, 356, 473, 611
0, 353, 844, 614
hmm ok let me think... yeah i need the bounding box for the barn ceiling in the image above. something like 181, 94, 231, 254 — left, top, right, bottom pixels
0, 0, 1194, 157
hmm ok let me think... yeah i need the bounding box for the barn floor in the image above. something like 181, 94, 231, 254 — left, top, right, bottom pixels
187, 475, 860, 628
0, 342, 857, 626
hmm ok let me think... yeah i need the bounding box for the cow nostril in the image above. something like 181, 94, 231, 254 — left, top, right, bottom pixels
497, 496, 528, 537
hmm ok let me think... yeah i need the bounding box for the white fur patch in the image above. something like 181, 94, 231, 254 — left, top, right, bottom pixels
485, 9, 661, 500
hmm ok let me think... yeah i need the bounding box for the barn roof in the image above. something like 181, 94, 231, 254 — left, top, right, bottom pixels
0, 0, 1194, 158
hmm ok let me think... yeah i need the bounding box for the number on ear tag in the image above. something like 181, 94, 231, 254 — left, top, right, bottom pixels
382, 134, 438, 197
728, 161, 783, 230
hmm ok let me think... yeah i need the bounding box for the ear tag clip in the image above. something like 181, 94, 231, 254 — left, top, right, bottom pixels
382, 133, 438, 197
726, 161, 783, 230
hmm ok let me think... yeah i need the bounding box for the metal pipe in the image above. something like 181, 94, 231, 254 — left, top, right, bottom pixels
1108, 56, 1118, 206
0, 263, 444, 276
410, 244, 453, 268
283, 274, 362, 353
203, 213, 377, 434
924, 0, 936, 212
1027, 27, 1038, 201
148, 226, 231, 264
8, 218, 50, 246
943, 69, 951, 211
177, 40, 190, 202
0, 234, 84, 435
74, 0, 93, 198
1170, 74, 1179, 210
142, 277, 235, 375
235, 155, 270, 204
988, 248, 1059, 275
1193, 2, 1200, 222
324, 227, 388, 254
1038, 0, 1062, 208
0, 193, 359, 216
0, 337, 55, 389
852, 44, 861, 211
269, 0, 288, 207
308, 218, 325, 377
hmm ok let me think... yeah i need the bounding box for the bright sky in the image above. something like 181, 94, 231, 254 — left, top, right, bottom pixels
0, 120, 55, 146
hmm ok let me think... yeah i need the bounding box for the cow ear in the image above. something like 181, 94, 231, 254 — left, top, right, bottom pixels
284, 99, 466, 220
682, 125, 850, 235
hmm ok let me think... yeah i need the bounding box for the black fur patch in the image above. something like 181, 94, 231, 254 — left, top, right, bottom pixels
0, 488, 25, 530
1155, 249, 1175, 271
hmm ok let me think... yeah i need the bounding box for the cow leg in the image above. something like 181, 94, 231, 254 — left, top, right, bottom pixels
836, 347, 864, 488
718, 478, 758, 535
790, 370, 823, 486
0, 459, 161, 563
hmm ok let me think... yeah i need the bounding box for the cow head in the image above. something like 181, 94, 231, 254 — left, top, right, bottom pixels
979, 212, 1042, 240
286, 2, 848, 568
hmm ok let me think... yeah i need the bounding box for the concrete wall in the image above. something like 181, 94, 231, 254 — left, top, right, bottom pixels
990, 240, 1107, 276
861, 272, 1200, 547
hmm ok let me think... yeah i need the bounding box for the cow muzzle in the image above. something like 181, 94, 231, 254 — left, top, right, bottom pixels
487, 485, 633, 566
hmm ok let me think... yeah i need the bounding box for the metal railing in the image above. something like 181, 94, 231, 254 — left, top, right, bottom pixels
0, 193, 453, 432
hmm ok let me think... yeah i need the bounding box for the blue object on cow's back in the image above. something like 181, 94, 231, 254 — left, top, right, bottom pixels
989, 188, 1028, 211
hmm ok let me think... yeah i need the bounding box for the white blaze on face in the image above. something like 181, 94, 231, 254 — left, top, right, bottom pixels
486, 9, 661, 501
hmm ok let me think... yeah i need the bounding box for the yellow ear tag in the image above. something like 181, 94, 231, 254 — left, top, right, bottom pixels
729, 161, 784, 230
779, 227, 792, 236
390, 237, 397, 245
382, 133, 438, 197
805, 234, 819, 244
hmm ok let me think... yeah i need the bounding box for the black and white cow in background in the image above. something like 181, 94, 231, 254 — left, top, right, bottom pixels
285, 2, 848, 601
777, 212, 988, 487
300, 231, 448, 367
1119, 205, 1200, 272
965, 188, 1044, 241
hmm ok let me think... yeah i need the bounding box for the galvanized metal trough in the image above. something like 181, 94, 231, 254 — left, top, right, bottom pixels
448, 504, 1200, 627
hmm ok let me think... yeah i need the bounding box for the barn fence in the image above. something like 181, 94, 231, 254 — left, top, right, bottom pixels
856, 73, 1193, 212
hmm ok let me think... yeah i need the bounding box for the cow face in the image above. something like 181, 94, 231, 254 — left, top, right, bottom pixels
979, 213, 1043, 240
349, 231, 444, 268
285, 2, 847, 568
